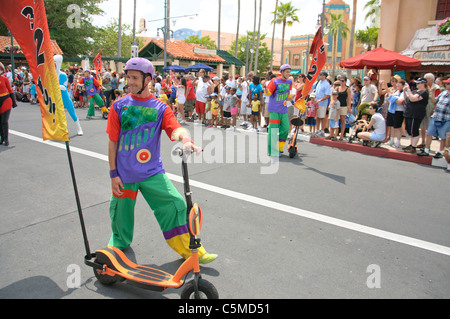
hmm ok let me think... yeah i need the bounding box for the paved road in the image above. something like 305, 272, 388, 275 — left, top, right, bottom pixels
1, 102, 449, 299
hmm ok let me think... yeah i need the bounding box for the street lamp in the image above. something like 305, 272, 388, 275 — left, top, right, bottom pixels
317, 0, 329, 36
240, 33, 253, 75
157, 27, 174, 68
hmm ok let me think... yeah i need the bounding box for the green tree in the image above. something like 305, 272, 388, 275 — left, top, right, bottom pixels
327, 13, 350, 77
364, 0, 381, 27
271, 1, 299, 66
355, 26, 379, 51
0, 0, 105, 56
229, 32, 271, 75
183, 35, 216, 49
91, 19, 144, 58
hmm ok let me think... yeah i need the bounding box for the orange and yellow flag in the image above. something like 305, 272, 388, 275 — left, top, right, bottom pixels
0, 0, 69, 142
294, 27, 327, 113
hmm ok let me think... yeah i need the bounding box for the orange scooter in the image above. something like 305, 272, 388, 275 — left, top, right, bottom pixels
73, 147, 218, 299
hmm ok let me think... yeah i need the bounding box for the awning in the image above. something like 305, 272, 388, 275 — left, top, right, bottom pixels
340, 46, 422, 70
216, 50, 245, 67
401, 26, 450, 66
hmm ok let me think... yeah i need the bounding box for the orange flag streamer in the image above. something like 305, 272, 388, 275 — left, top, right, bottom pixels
93, 49, 102, 78
294, 27, 327, 113
0, 0, 69, 142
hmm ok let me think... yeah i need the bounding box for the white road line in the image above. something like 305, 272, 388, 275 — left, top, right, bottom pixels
10, 130, 450, 257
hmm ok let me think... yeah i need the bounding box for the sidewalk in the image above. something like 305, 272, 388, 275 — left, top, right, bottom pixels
298, 131, 447, 168
217, 117, 447, 168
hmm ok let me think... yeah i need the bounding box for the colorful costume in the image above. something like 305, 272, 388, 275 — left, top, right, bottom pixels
106, 93, 207, 259
54, 55, 83, 135
0, 74, 15, 146
265, 70, 293, 156
78, 73, 107, 118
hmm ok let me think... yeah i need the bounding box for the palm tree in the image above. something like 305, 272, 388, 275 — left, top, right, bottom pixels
269, 0, 279, 72
364, 0, 381, 27
234, 0, 240, 58
346, 0, 357, 79
254, 0, 262, 74
328, 13, 350, 77
271, 1, 299, 67
218, 0, 221, 50
249, 0, 257, 72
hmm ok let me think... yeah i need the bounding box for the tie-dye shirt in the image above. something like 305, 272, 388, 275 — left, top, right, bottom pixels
265, 77, 293, 113
78, 76, 100, 96
106, 94, 186, 183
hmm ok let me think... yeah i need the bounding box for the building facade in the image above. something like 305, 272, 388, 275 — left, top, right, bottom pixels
378, 0, 450, 80
283, 0, 365, 76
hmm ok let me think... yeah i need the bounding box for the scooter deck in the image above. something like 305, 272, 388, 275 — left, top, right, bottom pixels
96, 246, 183, 289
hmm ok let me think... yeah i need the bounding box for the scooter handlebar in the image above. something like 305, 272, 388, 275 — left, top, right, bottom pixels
172, 147, 197, 157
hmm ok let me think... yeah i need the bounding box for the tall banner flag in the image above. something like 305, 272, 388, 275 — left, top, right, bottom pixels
0, 0, 69, 142
93, 49, 102, 76
294, 27, 327, 113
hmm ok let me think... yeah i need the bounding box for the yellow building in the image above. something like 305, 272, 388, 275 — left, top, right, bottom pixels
284, 0, 365, 75
378, 0, 450, 80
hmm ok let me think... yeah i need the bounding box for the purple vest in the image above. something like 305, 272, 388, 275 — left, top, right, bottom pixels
114, 95, 168, 183
83, 76, 98, 96
268, 78, 292, 114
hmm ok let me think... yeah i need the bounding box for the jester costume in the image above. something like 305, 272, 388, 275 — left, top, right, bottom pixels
78, 73, 107, 118
106, 93, 208, 260
265, 74, 293, 156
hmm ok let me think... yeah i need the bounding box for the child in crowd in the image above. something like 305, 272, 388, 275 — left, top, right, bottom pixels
159, 93, 169, 105
228, 87, 240, 131
327, 91, 341, 140
250, 93, 260, 132
205, 95, 213, 127
30, 80, 37, 104
306, 93, 319, 134
222, 87, 232, 128
352, 84, 361, 116
210, 93, 219, 128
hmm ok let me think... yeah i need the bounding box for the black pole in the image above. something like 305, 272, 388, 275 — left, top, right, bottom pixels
65, 141, 92, 258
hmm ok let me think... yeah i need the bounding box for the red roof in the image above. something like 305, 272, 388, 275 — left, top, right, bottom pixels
140, 39, 226, 64
0, 35, 63, 55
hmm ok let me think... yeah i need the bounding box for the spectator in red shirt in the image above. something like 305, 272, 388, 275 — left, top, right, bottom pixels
185, 74, 196, 121
0, 62, 17, 146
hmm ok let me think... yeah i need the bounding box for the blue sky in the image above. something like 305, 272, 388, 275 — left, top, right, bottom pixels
93, 0, 372, 39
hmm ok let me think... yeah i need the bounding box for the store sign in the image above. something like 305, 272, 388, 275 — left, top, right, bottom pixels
414, 50, 450, 62
193, 47, 217, 55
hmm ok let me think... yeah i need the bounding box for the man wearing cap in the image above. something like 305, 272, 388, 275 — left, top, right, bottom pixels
313, 71, 332, 137
359, 76, 379, 107
417, 78, 450, 159
106, 57, 217, 263
264, 64, 293, 156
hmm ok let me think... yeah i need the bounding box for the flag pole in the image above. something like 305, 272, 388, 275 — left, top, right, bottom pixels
65, 141, 92, 259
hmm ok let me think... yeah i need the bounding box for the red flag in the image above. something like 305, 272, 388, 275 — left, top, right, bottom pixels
94, 49, 102, 75
0, 0, 68, 141
295, 27, 327, 112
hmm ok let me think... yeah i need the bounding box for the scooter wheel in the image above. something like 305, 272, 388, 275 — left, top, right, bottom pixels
181, 278, 219, 299
102, 112, 108, 120
93, 254, 118, 285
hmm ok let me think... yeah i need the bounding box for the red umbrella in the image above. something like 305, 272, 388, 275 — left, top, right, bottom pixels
340, 46, 422, 70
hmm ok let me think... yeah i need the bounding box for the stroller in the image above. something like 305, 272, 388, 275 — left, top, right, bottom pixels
348, 103, 374, 146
